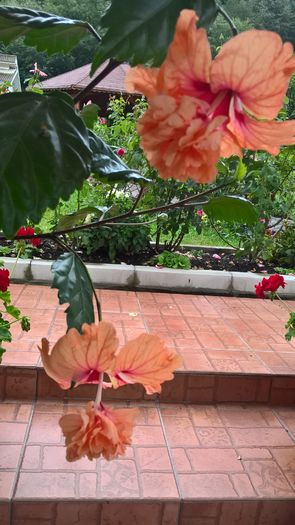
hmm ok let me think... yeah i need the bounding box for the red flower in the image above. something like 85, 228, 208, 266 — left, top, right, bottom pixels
117, 148, 125, 156
255, 274, 286, 298
16, 226, 41, 247
0, 268, 10, 292
255, 282, 266, 299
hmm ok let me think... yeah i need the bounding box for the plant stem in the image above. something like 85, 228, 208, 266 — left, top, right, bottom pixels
130, 186, 145, 213
94, 372, 104, 408
10, 246, 23, 279
73, 59, 121, 105
217, 4, 238, 36
274, 293, 292, 313
0, 183, 231, 242
86, 23, 102, 43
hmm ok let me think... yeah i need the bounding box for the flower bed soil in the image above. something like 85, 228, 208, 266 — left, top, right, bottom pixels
0, 239, 287, 274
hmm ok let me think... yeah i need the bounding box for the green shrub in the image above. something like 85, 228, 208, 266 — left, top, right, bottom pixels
78, 219, 150, 262
153, 250, 191, 269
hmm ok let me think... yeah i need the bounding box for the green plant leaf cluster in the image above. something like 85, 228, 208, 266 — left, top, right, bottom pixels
78, 219, 150, 263
0, 288, 30, 361
153, 250, 191, 269
285, 312, 295, 341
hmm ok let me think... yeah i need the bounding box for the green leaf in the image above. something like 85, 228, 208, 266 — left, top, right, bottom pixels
0, 346, 6, 362
80, 103, 100, 130
51, 252, 94, 332
0, 291, 11, 305
0, 6, 89, 53
0, 92, 91, 237
0, 322, 12, 342
204, 196, 258, 225
91, 0, 217, 74
5, 305, 21, 319
56, 206, 106, 231
235, 159, 247, 181
89, 131, 151, 185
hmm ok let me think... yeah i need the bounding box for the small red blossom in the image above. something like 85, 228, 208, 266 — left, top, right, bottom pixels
117, 148, 125, 156
0, 268, 10, 292
197, 209, 204, 217
255, 273, 286, 298
16, 226, 42, 247
99, 117, 106, 125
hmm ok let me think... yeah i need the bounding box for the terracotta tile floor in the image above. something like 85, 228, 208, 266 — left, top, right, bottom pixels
2, 284, 295, 377
0, 400, 295, 524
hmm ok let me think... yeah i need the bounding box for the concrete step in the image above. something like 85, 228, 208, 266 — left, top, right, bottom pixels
1, 399, 295, 525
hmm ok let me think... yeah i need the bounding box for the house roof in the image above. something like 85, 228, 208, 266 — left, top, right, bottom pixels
41, 61, 139, 94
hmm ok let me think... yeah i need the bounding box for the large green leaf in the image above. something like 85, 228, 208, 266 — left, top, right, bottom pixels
91, 0, 217, 74
204, 196, 258, 225
51, 253, 94, 332
89, 131, 151, 185
0, 6, 89, 53
0, 91, 91, 237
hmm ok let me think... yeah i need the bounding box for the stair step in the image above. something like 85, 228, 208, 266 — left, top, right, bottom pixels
1, 284, 295, 404
2, 365, 295, 405
1, 399, 295, 525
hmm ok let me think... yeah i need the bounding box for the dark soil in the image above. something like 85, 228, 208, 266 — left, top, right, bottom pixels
0, 239, 286, 274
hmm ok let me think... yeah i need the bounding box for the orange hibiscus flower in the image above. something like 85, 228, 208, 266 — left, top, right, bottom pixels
59, 401, 138, 461
126, 9, 295, 183
39, 321, 181, 394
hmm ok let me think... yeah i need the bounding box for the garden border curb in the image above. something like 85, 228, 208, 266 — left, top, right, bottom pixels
2, 257, 295, 298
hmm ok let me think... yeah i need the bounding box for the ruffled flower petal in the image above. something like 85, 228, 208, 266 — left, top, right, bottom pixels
125, 66, 160, 98
211, 30, 295, 119
111, 333, 182, 394
158, 9, 212, 97
137, 94, 225, 183
59, 401, 138, 461
39, 322, 118, 389
227, 107, 295, 155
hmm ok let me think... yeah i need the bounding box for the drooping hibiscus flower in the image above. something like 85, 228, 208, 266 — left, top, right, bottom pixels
39, 321, 181, 462
126, 9, 295, 183
59, 401, 138, 461
39, 321, 181, 393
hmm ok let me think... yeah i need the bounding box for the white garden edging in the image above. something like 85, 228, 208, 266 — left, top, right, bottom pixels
2, 257, 295, 297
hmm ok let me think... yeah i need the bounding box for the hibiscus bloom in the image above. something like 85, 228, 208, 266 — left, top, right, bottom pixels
59, 401, 138, 461
16, 226, 42, 247
255, 273, 286, 298
39, 321, 181, 393
126, 9, 295, 183
0, 268, 10, 292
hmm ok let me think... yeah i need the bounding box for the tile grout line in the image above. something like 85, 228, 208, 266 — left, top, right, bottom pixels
156, 400, 182, 525
9, 399, 36, 524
